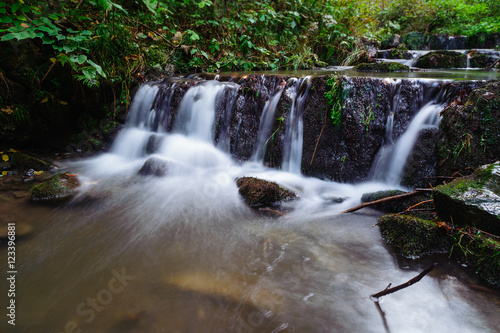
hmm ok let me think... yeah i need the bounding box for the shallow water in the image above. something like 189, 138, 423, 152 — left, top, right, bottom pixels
1, 166, 499, 333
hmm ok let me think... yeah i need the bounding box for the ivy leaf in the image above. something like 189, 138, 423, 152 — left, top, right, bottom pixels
87, 59, 106, 78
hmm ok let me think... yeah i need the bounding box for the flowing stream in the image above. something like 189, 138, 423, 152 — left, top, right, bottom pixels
1, 74, 499, 333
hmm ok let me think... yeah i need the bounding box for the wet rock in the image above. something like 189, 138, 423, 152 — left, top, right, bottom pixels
402, 127, 439, 188
361, 190, 432, 214
378, 213, 453, 258
5, 151, 52, 173
415, 51, 467, 69
138, 157, 168, 177
30, 173, 80, 203
433, 162, 500, 234
438, 80, 500, 176
236, 177, 296, 207
355, 62, 410, 72
377, 48, 412, 60
469, 53, 497, 68
380, 34, 402, 49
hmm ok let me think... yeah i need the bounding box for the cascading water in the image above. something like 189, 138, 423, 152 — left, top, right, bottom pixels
251, 86, 285, 163
5, 74, 500, 333
282, 77, 311, 174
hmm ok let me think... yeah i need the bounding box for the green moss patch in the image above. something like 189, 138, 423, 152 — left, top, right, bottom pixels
30, 173, 80, 203
415, 51, 467, 68
355, 62, 410, 72
378, 214, 452, 258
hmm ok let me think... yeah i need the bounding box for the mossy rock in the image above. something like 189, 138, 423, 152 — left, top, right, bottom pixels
378, 214, 453, 258
469, 53, 497, 68
454, 235, 500, 287
3, 151, 52, 172
414, 51, 466, 69
354, 62, 410, 72
433, 162, 500, 234
236, 177, 296, 208
361, 190, 432, 214
30, 173, 80, 203
438, 80, 500, 176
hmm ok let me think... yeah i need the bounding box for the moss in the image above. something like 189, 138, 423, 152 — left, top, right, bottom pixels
8, 152, 52, 172
415, 51, 467, 69
236, 176, 296, 207
378, 214, 453, 258
30, 173, 80, 203
354, 62, 410, 72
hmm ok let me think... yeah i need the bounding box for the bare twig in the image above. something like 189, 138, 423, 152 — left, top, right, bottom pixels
125, 18, 177, 48
31, 59, 59, 98
397, 199, 433, 215
310, 106, 328, 165
370, 263, 437, 301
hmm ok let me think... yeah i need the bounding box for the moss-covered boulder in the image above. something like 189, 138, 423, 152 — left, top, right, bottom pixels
378, 213, 500, 286
361, 190, 432, 214
415, 51, 467, 68
354, 62, 410, 72
1, 151, 52, 173
433, 162, 500, 234
438, 80, 500, 176
378, 214, 453, 258
236, 177, 296, 207
469, 53, 497, 68
30, 173, 80, 203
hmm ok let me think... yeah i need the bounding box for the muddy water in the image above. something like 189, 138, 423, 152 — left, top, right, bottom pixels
1, 174, 499, 333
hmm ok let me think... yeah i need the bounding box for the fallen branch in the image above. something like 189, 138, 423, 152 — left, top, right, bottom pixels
370, 262, 437, 301
397, 199, 433, 215
342, 190, 420, 213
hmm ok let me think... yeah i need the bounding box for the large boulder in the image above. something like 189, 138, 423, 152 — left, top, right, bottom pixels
236, 177, 296, 207
433, 162, 500, 234
415, 51, 466, 68
438, 80, 500, 176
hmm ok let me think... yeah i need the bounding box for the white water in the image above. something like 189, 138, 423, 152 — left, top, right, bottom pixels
371, 102, 443, 185
6, 77, 500, 333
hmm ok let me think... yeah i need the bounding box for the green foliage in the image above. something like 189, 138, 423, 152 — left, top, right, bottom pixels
325, 75, 344, 129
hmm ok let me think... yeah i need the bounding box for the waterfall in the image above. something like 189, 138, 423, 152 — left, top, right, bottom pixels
371, 102, 443, 185
282, 77, 311, 174
251, 85, 285, 163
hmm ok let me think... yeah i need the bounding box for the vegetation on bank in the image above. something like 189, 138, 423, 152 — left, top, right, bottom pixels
0, 0, 499, 147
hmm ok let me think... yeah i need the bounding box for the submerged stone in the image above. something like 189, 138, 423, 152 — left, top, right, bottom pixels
30, 173, 80, 203
433, 162, 500, 234
236, 176, 296, 208
354, 62, 410, 72
414, 51, 467, 68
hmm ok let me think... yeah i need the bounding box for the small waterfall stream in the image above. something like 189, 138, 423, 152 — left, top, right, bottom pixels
3, 74, 499, 333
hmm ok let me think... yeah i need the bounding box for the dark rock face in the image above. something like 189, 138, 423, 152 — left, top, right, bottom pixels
235, 176, 296, 207
415, 51, 467, 69
361, 190, 433, 215
138, 157, 168, 177
433, 162, 500, 234
402, 127, 439, 188
438, 80, 500, 177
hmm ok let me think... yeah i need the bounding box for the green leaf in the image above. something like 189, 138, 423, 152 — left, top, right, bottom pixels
1, 33, 17, 41
11, 2, 21, 14
0, 8, 7, 14
110, 1, 128, 14
67, 28, 79, 34
41, 36, 55, 44
63, 45, 76, 53
142, 0, 158, 15
87, 59, 106, 78
0, 16, 13, 23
